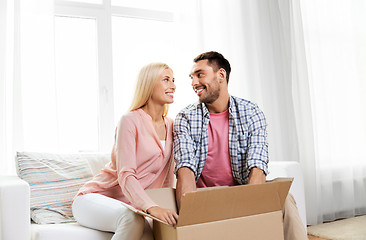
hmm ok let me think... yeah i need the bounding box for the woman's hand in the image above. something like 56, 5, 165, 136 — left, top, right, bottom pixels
147, 206, 178, 226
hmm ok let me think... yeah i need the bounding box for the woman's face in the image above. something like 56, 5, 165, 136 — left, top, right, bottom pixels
150, 68, 176, 105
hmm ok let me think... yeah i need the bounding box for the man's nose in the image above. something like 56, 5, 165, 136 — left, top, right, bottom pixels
191, 77, 199, 87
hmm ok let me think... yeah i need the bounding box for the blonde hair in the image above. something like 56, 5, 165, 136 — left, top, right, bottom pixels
129, 62, 171, 117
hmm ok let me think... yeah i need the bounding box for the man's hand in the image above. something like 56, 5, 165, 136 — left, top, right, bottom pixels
147, 206, 178, 226
247, 167, 266, 184
176, 167, 196, 210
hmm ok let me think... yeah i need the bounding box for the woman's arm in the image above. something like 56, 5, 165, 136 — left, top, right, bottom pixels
115, 115, 177, 225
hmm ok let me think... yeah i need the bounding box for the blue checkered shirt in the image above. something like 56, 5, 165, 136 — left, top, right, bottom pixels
173, 96, 269, 185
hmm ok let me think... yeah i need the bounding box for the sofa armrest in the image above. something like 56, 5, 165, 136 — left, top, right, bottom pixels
0, 175, 30, 240
267, 161, 307, 230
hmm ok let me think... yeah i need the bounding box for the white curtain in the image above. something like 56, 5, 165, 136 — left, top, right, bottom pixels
299, 0, 366, 223
282, 0, 366, 224
197, 0, 366, 225
0, 0, 55, 175
198, 0, 300, 165
19, 0, 57, 152
0, 0, 17, 175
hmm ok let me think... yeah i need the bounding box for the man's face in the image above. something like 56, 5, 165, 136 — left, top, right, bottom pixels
189, 59, 220, 104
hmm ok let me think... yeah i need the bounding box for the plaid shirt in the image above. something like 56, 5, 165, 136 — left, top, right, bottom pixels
173, 96, 268, 185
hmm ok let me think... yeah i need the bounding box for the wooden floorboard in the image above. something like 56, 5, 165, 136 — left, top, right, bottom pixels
308, 234, 330, 240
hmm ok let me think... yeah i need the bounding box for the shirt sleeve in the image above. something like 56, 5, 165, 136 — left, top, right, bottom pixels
246, 104, 269, 175
173, 112, 199, 177
114, 115, 158, 212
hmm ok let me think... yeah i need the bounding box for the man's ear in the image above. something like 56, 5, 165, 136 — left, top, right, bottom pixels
218, 68, 226, 83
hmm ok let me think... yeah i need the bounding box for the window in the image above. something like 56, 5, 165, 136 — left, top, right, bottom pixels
54, 16, 99, 152
112, 0, 174, 12
20, 0, 180, 153
18, 0, 199, 153
112, 16, 176, 122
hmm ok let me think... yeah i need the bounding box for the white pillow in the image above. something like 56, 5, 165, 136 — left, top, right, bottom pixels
85, 153, 111, 176
16, 152, 97, 224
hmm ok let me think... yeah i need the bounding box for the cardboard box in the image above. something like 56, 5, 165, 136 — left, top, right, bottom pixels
124, 178, 293, 240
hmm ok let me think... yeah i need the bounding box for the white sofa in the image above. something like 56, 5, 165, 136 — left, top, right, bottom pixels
0, 154, 307, 240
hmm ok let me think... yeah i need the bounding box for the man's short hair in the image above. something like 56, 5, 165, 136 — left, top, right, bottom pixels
194, 51, 231, 83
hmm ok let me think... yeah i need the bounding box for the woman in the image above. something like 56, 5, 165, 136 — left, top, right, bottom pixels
72, 63, 178, 240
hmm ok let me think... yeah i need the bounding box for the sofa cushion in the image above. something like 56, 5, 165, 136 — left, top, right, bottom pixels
31, 223, 113, 240
16, 152, 102, 224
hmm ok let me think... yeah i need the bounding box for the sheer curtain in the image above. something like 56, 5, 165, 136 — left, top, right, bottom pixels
197, 0, 366, 225
0, 0, 18, 175
198, 0, 300, 165
20, 0, 57, 152
282, 0, 366, 224
0, 0, 55, 175
299, 0, 366, 223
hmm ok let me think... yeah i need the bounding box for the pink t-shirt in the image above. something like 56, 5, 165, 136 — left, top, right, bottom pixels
196, 109, 236, 188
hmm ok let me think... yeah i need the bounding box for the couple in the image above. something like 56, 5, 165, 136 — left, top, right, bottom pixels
72, 51, 307, 240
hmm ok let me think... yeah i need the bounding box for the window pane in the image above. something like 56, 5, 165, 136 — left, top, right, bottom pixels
112, 16, 176, 122
54, 16, 99, 152
58, 0, 103, 4
112, 0, 175, 12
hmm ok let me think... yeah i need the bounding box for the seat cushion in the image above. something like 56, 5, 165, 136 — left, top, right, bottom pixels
31, 223, 113, 240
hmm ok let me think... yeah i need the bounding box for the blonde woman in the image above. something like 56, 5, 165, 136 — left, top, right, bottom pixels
72, 63, 178, 240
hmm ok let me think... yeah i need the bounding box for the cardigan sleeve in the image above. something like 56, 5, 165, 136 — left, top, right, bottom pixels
114, 115, 158, 211
162, 118, 175, 188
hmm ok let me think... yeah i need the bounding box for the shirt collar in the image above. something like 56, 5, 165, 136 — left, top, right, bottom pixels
195, 95, 236, 118
228, 95, 236, 114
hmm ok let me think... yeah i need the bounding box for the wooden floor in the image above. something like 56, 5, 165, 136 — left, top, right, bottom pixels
308, 234, 329, 240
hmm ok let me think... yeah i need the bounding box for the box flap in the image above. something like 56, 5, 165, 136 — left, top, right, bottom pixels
145, 188, 178, 213
124, 188, 178, 226
177, 177, 292, 227
119, 199, 168, 225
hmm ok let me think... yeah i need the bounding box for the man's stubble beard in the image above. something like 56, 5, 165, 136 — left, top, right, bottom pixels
199, 84, 220, 104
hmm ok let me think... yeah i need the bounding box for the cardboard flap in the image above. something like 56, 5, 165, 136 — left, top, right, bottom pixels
120, 188, 177, 226
145, 188, 178, 213
119, 200, 168, 225
267, 177, 294, 207
177, 178, 293, 227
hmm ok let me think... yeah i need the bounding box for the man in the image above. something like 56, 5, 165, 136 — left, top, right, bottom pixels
173, 51, 307, 240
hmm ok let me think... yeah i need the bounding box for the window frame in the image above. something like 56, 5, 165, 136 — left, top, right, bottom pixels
54, 0, 174, 151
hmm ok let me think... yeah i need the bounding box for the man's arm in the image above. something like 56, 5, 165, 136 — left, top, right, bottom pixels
176, 167, 196, 210
173, 110, 199, 210
247, 167, 266, 184
245, 104, 269, 181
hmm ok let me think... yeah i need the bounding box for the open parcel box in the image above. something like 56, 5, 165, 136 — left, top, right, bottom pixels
125, 178, 293, 240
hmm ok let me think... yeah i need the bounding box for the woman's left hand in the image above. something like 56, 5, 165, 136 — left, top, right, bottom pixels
146, 206, 178, 226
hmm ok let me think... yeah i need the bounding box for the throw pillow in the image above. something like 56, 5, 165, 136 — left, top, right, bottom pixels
86, 153, 111, 176
16, 152, 95, 224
